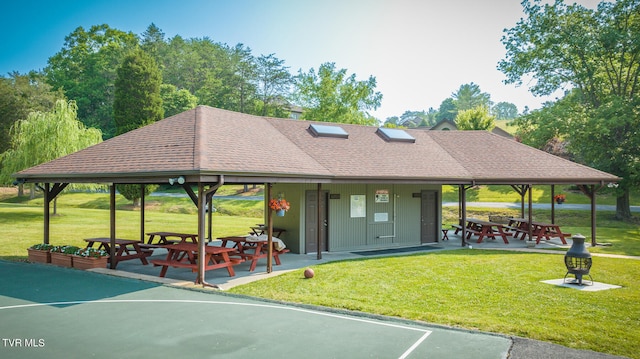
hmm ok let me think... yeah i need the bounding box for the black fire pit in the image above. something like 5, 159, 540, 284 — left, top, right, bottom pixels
564, 234, 593, 286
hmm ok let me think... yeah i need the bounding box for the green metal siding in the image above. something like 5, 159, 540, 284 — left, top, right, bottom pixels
270, 183, 442, 253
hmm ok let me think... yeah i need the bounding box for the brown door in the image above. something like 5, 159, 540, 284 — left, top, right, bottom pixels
421, 190, 438, 243
305, 190, 328, 253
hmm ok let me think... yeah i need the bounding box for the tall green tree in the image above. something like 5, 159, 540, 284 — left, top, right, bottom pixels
0, 72, 65, 156
113, 49, 164, 135
140, 23, 166, 66
0, 100, 102, 187
452, 83, 492, 112
455, 105, 496, 130
492, 102, 519, 120
45, 24, 139, 139
113, 49, 163, 205
255, 53, 293, 117
499, 0, 640, 219
294, 62, 382, 125
436, 98, 457, 121
160, 84, 198, 117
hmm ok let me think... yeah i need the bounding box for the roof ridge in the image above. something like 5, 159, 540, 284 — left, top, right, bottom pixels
193, 106, 205, 171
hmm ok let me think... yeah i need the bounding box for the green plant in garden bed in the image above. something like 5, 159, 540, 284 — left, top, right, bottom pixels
74, 247, 108, 258
51, 245, 81, 254
29, 243, 54, 251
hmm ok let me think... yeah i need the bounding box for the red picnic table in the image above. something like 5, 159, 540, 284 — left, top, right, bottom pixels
150, 242, 242, 279
218, 236, 290, 272
84, 238, 150, 269
507, 218, 570, 244
465, 218, 512, 244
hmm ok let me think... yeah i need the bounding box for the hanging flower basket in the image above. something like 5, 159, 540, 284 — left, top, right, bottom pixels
554, 194, 566, 204
269, 198, 290, 216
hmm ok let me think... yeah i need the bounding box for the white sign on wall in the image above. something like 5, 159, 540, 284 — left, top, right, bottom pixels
350, 195, 366, 218
375, 189, 389, 203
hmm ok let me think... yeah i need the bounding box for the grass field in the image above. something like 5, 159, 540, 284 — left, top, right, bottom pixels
1, 185, 639, 358
229, 251, 640, 359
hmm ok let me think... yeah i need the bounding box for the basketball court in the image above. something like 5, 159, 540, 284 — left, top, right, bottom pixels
0, 260, 512, 358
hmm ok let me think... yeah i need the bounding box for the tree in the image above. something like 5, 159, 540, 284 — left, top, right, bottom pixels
492, 102, 519, 120
0, 100, 102, 188
0, 72, 65, 156
294, 62, 382, 125
499, 0, 640, 219
113, 49, 162, 206
160, 84, 198, 117
113, 49, 164, 135
452, 83, 492, 111
44, 24, 139, 139
436, 98, 457, 121
455, 106, 496, 130
255, 53, 293, 117
140, 23, 166, 65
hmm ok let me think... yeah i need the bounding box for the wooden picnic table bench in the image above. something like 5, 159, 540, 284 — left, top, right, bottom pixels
145, 231, 198, 245
150, 242, 242, 279
84, 238, 150, 269
466, 218, 512, 244
219, 236, 290, 272
507, 218, 570, 244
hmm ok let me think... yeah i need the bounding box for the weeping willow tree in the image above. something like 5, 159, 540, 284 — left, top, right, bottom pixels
0, 100, 103, 200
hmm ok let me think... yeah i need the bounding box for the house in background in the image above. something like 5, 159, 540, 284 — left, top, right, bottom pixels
430, 118, 514, 139
14, 106, 618, 256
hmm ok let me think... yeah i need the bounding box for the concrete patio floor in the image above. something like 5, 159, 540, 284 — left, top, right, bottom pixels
92, 232, 575, 290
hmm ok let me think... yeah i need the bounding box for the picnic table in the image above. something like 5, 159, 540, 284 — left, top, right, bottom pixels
465, 218, 512, 244
219, 235, 290, 272
144, 232, 198, 246
506, 218, 530, 240
150, 242, 242, 279
507, 218, 570, 244
84, 238, 150, 269
250, 225, 286, 237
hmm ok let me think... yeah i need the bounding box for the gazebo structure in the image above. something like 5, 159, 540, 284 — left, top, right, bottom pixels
13, 106, 620, 285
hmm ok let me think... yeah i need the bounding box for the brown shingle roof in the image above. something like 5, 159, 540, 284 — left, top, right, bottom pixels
15, 106, 619, 185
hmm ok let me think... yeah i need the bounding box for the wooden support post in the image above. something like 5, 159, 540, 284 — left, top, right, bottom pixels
317, 183, 322, 259
140, 184, 145, 242
110, 184, 116, 269
267, 183, 273, 273
551, 184, 555, 224
527, 185, 533, 241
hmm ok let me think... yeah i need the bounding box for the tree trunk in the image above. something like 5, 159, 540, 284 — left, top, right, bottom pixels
18, 184, 24, 197
616, 188, 632, 220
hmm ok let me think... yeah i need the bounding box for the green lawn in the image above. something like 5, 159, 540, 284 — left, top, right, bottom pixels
229, 251, 640, 359
1, 186, 638, 358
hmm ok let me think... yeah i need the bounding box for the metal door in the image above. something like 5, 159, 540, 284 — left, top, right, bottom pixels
421, 190, 438, 243
305, 190, 328, 253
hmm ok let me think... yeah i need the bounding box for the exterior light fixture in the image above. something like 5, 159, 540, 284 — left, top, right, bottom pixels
168, 176, 185, 185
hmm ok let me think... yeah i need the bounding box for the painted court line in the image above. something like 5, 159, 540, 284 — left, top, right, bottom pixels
1, 299, 432, 358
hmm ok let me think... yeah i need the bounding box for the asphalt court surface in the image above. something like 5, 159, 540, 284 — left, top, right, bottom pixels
0, 261, 512, 358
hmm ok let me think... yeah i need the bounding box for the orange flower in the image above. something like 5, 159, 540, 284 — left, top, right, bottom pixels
269, 198, 290, 211
554, 194, 566, 201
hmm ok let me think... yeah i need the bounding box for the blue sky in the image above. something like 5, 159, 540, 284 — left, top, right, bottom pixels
1, 0, 600, 120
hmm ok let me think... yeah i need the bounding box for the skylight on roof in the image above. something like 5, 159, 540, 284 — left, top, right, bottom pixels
308, 124, 349, 138
376, 127, 415, 143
